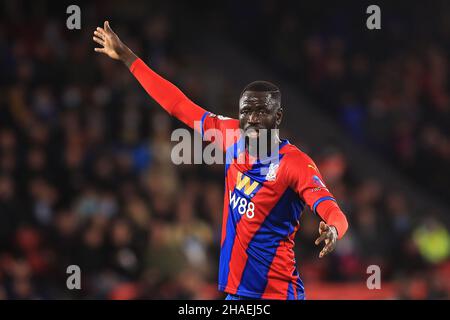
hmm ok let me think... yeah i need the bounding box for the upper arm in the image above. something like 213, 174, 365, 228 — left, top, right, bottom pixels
284, 150, 349, 238
284, 152, 337, 215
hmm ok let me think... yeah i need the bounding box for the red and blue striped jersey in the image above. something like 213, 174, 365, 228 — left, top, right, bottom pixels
201, 112, 342, 300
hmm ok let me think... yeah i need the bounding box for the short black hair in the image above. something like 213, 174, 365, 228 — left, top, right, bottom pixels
240, 81, 281, 108
241, 80, 280, 96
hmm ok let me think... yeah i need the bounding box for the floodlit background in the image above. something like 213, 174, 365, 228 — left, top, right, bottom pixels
0, 0, 449, 299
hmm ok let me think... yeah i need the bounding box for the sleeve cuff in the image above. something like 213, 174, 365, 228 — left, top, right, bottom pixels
200, 112, 209, 138
326, 208, 348, 239
312, 196, 336, 215
314, 198, 348, 239
129, 58, 142, 72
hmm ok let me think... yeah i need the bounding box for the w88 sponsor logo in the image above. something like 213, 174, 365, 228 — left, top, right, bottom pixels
229, 191, 255, 219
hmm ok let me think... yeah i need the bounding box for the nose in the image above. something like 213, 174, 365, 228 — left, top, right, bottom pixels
248, 111, 261, 125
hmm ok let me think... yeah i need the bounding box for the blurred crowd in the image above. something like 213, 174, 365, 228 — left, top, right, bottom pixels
0, 1, 449, 299
225, 0, 450, 204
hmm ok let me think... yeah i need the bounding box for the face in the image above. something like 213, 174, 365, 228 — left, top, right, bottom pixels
239, 91, 282, 138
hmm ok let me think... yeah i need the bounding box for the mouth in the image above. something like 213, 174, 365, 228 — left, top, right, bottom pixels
244, 126, 262, 138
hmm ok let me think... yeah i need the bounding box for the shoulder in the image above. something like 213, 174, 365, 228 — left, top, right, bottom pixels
281, 143, 315, 166
205, 112, 238, 123
280, 143, 320, 181
204, 112, 239, 129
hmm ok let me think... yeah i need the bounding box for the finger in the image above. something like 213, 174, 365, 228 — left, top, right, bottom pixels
94, 30, 105, 40
319, 221, 328, 232
94, 47, 106, 53
93, 35, 105, 44
92, 36, 105, 46
96, 27, 107, 37
319, 248, 327, 258
319, 239, 336, 258
319, 245, 330, 258
315, 232, 327, 245
319, 221, 328, 234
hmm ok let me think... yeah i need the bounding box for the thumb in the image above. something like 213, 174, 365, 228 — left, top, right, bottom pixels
104, 20, 112, 32
319, 221, 328, 231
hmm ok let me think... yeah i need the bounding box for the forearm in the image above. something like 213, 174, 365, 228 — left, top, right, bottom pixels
128, 57, 207, 129
316, 200, 348, 239
119, 46, 138, 69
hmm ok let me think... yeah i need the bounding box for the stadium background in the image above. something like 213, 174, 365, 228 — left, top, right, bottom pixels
0, 0, 449, 299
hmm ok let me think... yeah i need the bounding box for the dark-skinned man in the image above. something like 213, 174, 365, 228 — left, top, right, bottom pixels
93, 21, 348, 300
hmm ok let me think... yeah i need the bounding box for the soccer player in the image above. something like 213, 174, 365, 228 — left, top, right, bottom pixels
93, 21, 348, 300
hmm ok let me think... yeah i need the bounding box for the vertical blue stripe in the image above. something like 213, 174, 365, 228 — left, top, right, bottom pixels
296, 277, 305, 300
287, 195, 304, 236
287, 281, 295, 300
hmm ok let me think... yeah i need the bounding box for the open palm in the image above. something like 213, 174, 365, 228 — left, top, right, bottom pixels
93, 21, 124, 60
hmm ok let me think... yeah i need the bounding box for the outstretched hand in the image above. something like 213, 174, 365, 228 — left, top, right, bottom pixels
314, 221, 338, 258
93, 21, 137, 67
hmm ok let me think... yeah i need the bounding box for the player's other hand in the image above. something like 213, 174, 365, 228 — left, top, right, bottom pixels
93, 21, 136, 66
314, 221, 338, 258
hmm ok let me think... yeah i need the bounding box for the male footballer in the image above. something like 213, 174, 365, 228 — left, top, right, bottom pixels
93, 21, 348, 300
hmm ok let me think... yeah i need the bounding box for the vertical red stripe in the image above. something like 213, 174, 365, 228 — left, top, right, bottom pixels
261, 243, 291, 299
262, 224, 300, 299
290, 224, 301, 300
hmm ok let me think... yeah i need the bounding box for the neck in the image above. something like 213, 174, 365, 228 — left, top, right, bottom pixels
246, 132, 281, 159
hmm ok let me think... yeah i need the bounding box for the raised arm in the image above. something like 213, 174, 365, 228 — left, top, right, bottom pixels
92, 20, 207, 130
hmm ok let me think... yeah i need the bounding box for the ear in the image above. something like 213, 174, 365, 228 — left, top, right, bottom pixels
276, 107, 283, 126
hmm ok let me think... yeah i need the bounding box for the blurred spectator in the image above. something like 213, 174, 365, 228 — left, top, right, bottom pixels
413, 217, 450, 264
